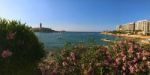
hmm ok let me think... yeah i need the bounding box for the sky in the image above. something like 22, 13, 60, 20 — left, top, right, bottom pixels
0, 0, 150, 32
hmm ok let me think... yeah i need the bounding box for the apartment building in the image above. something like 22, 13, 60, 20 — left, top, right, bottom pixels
116, 20, 150, 35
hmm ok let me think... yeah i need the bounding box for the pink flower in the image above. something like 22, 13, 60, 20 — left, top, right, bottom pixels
1, 49, 12, 58
123, 40, 127, 44
121, 51, 126, 57
66, 57, 71, 61
134, 45, 138, 49
84, 70, 88, 75
87, 66, 93, 75
51, 68, 58, 75
122, 72, 126, 75
118, 41, 124, 45
122, 56, 126, 62
115, 57, 121, 65
134, 64, 139, 72
80, 64, 85, 69
142, 51, 150, 56
129, 65, 135, 74
112, 62, 118, 69
7, 32, 16, 40
142, 56, 147, 61
122, 66, 126, 71
147, 61, 150, 69
127, 61, 132, 66
128, 46, 134, 54
70, 52, 76, 61
106, 55, 112, 61
48, 60, 55, 65
136, 52, 141, 59
133, 57, 138, 63
122, 63, 127, 71
104, 59, 109, 65
95, 63, 101, 67
62, 61, 68, 66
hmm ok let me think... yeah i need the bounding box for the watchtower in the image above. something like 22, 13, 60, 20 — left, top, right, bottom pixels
40, 23, 42, 28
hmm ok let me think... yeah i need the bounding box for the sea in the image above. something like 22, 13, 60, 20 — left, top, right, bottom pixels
35, 32, 119, 50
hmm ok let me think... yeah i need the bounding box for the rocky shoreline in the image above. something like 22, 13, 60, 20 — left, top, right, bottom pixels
100, 32, 150, 44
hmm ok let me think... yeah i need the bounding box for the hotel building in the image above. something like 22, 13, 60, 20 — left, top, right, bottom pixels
116, 20, 150, 35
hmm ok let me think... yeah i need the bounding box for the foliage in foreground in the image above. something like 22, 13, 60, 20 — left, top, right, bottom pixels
38, 40, 150, 75
0, 18, 45, 75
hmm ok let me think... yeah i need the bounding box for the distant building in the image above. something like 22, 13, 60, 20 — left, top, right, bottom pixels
116, 20, 150, 35
135, 20, 144, 30
116, 25, 122, 30
40, 23, 42, 29
121, 22, 135, 31
117, 22, 135, 31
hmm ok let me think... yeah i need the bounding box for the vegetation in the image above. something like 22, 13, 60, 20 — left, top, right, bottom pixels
38, 39, 150, 75
0, 18, 150, 75
134, 30, 142, 34
145, 33, 150, 36
109, 30, 127, 34
32, 28, 56, 32
0, 18, 45, 75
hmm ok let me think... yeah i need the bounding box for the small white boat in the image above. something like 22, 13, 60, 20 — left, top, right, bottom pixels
101, 38, 111, 42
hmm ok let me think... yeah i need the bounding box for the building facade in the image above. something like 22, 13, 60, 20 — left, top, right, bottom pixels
116, 20, 150, 35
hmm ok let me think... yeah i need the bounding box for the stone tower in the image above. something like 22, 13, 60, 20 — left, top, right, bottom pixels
40, 23, 42, 28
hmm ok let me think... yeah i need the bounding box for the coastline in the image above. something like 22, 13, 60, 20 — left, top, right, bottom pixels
100, 32, 150, 44
101, 32, 150, 39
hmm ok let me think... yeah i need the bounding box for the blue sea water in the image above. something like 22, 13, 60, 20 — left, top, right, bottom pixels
35, 32, 119, 50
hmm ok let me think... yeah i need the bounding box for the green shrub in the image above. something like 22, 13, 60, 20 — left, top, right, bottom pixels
0, 18, 45, 75
109, 30, 127, 34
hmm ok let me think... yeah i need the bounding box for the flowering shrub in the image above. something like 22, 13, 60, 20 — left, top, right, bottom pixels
0, 19, 45, 75
38, 40, 150, 75
1, 49, 12, 58
110, 40, 150, 75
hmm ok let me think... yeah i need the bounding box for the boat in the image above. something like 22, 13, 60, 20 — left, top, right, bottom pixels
101, 38, 111, 42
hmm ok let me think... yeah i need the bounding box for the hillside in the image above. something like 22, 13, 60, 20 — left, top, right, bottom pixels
32, 27, 56, 32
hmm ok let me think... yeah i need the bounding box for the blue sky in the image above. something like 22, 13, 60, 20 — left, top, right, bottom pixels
0, 0, 150, 32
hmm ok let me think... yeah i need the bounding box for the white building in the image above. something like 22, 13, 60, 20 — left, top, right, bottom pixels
116, 20, 150, 35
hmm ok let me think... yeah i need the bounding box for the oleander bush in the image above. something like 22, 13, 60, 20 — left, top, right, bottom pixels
38, 40, 150, 75
0, 18, 45, 75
